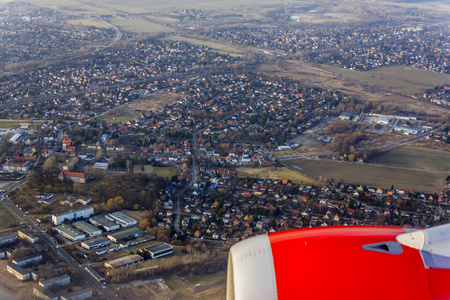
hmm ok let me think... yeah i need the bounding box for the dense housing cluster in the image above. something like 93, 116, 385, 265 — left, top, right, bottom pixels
202, 21, 450, 73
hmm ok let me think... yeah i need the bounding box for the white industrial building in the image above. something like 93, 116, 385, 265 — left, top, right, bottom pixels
81, 236, 110, 250
52, 206, 94, 225
105, 212, 137, 227
72, 221, 102, 237
89, 215, 120, 231
55, 224, 85, 241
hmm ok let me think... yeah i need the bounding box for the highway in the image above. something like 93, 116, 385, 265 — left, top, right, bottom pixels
0, 180, 119, 300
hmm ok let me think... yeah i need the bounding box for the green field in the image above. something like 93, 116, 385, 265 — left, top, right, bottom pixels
237, 166, 319, 185
133, 165, 177, 178
0, 119, 47, 129
369, 146, 450, 171
107, 17, 173, 34
161, 35, 243, 56
97, 110, 142, 123
0, 205, 17, 229
286, 158, 447, 193
321, 65, 450, 94
152, 166, 177, 178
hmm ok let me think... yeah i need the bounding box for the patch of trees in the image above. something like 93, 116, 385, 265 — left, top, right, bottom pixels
326, 132, 365, 152
108, 245, 228, 283
323, 121, 357, 135
90, 173, 169, 211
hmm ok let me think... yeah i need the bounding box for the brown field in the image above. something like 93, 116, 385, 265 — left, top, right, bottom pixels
286, 158, 447, 193
368, 146, 450, 172
321, 65, 450, 94
127, 91, 183, 112
109, 272, 226, 300
67, 18, 110, 28
0, 259, 35, 299
161, 35, 243, 56
107, 17, 173, 34
0, 119, 46, 129
133, 165, 177, 178
164, 274, 226, 300
110, 278, 174, 300
257, 60, 448, 116
237, 166, 318, 184
99, 91, 184, 122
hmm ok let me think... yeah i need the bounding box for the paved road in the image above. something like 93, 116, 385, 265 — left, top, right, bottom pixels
0, 181, 119, 300
174, 133, 199, 233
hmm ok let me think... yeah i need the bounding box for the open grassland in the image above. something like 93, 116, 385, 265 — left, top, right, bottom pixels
368, 146, 450, 171
237, 166, 318, 184
99, 91, 183, 123
286, 159, 447, 193
0, 205, 17, 229
152, 167, 177, 179
132, 165, 177, 178
67, 18, 110, 28
97, 108, 142, 123
127, 91, 183, 112
99, 0, 297, 12
25, 0, 113, 15
161, 35, 243, 56
272, 150, 301, 158
0, 119, 46, 129
107, 17, 173, 34
321, 65, 450, 94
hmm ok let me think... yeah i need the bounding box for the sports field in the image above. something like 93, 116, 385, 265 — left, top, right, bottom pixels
286, 158, 447, 193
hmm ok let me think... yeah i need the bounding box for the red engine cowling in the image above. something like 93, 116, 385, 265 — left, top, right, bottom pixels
227, 224, 450, 300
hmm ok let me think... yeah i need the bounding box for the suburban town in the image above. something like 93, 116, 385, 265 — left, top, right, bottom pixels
0, 0, 449, 299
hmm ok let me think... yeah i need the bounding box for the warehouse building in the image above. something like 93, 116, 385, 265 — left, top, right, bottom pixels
85, 265, 105, 282
55, 224, 85, 241
72, 221, 101, 237
39, 274, 70, 289
18, 229, 39, 244
104, 254, 144, 269
60, 288, 92, 300
145, 243, 174, 259
106, 212, 137, 227
33, 286, 58, 300
0, 234, 17, 246
7, 263, 30, 281
89, 216, 120, 231
13, 253, 43, 267
107, 228, 143, 243
52, 206, 94, 225
81, 236, 110, 250
31, 266, 63, 281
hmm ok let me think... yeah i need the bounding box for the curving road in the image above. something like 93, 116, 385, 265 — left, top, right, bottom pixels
0, 181, 118, 300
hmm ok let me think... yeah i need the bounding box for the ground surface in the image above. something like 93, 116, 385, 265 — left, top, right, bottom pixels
109, 273, 226, 300
99, 91, 184, 123
286, 158, 447, 193
368, 146, 450, 172
237, 166, 318, 184
0, 204, 17, 229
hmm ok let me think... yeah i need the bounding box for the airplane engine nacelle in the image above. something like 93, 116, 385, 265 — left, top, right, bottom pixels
227, 225, 450, 300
